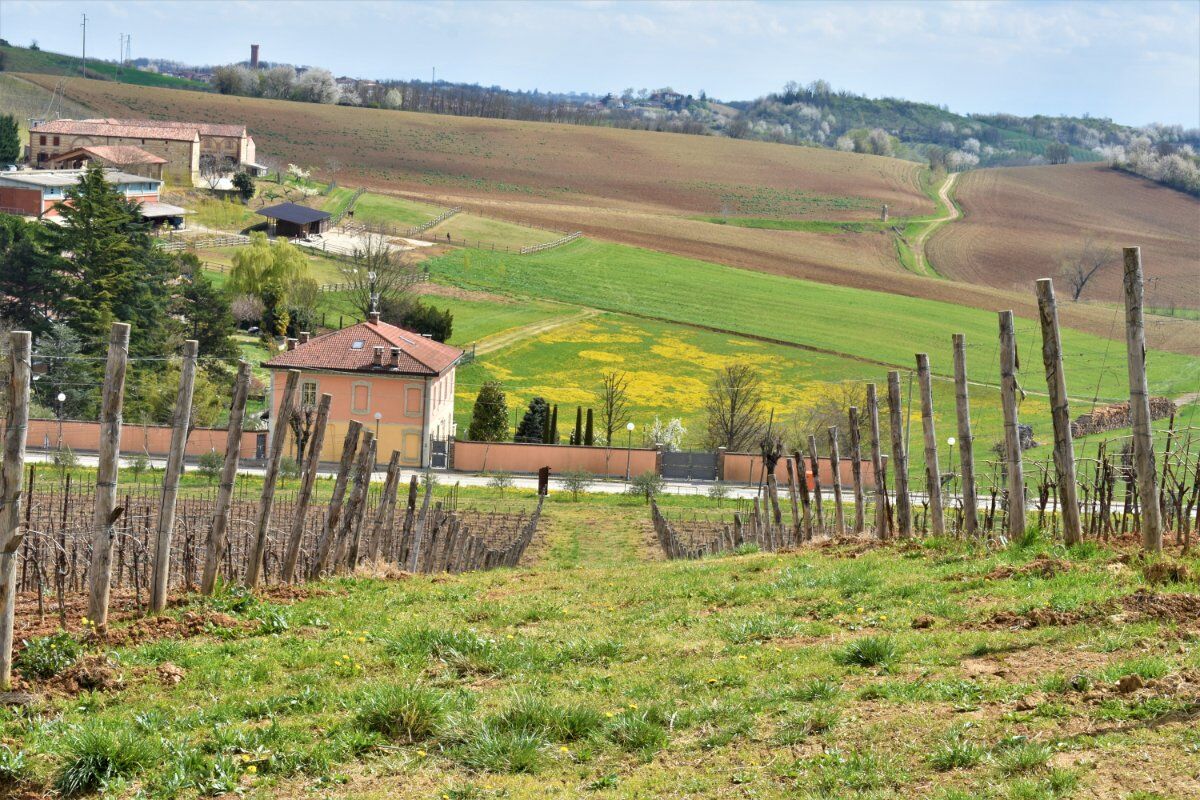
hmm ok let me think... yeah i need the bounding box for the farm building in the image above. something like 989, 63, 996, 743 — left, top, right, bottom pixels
0, 168, 185, 226
46, 145, 168, 180
257, 202, 331, 238
263, 313, 462, 468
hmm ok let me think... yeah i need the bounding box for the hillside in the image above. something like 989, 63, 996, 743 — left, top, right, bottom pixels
927, 163, 1200, 310
0, 43, 208, 90
17, 74, 1200, 353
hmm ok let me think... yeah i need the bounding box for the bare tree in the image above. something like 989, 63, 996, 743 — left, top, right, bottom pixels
342, 235, 421, 318
598, 371, 632, 444
787, 381, 869, 453
230, 295, 265, 327
704, 364, 766, 452
199, 154, 227, 191
1059, 236, 1119, 301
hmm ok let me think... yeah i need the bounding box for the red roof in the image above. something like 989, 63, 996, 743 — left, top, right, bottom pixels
92, 118, 248, 138
263, 319, 462, 376
49, 145, 168, 165
31, 119, 199, 142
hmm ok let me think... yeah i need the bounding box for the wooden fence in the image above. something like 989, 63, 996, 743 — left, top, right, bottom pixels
520, 231, 582, 255
405, 206, 460, 237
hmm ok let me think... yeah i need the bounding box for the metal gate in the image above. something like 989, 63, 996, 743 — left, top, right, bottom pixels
430, 438, 448, 469
660, 450, 718, 481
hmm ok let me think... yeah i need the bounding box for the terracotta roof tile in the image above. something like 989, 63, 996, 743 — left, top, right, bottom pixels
94, 118, 247, 138
31, 119, 199, 142
50, 145, 168, 165
263, 320, 462, 376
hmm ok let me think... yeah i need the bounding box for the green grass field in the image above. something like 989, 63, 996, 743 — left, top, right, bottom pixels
5, 491, 1197, 799
352, 194, 447, 230
425, 214, 562, 251
3, 45, 209, 90
425, 240, 1200, 404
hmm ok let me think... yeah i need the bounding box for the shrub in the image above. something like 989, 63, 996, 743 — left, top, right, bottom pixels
0, 744, 28, 786
52, 444, 78, 471
707, 480, 730, 505
627, 471, 664, 503
355, 685, 447, 742
560, 469, 592, 501
279, 456, 302, 481
487, 471, 515, 494
838, 636, 899, 669
128, 451, 152, 480
15, 630, 83, 678
196, 449, 224, 483
421, 470, 440, 491
55, 726, 157, 796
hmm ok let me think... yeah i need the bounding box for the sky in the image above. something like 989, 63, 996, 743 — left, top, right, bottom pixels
2, 0, 1197, 127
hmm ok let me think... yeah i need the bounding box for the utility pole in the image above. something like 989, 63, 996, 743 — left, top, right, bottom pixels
80, 13, 88, 76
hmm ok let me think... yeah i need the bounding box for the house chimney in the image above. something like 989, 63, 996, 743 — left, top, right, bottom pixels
285, 337, 297, 351
369, 311, 381, 325
372, 346, 384, 368
250, 44, 260, 69
390, 347, 401, 368
298, 331, 310, 344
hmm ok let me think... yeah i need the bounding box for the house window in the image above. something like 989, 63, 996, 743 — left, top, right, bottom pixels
39, 135, 46, 146
405, 386, 422, 417
301, 380, 318, 409
351, 382, 370, 414
52, 136, 60, 146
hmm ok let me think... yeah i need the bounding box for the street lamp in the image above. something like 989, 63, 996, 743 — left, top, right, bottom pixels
625, 421, 636, 481
56, 392, 67, 449
374, 411, 382, 441
946, 436, 956, 480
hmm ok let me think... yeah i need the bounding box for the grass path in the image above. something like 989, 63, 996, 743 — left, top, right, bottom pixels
473, 307, 601, 356
911, 172, 960, 277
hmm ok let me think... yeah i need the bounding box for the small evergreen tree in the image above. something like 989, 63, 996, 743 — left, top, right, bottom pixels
550, 405, 559, 444
515, 397, 549, 443
467, 381, 508, 442
232, 171, 255, 201
0, 114, 21, 165
573, 406, 583, 446
584, 408, 595, 446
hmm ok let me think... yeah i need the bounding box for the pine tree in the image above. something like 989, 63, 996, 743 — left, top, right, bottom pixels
467, 381, 508, 442
573, 406, 583, 446
0, 114, 21, 166
515, 397, 549, 443
175, 254, 239, 363
584, 408, 595, 446
0, 214, 65, 337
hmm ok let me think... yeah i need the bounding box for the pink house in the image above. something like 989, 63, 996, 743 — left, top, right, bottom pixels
263, 313, 462, 468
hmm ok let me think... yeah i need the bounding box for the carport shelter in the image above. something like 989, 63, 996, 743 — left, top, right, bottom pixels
257, 202, 331, 238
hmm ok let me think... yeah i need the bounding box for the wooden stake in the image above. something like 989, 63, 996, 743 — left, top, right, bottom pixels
1122, 247, 1163, 552
201, 361, 251, 595
807, 435, 825, 534
149, 340, 198, 612
998, 311, 1026, 537
0, 332, 31, 689
87, 322, 131, 630
309, 420, 362, 579
367, 451, 402, 562
281, 393, 332, 582
886, 371, 912, 536
951, 334, 978, 537
1036, 279, 1082, 545
915, 354, 944, 536
848, 407, 865, 533
343, 432, 377, 569
245, 369, 299, 588
827, 426, 845, 535
865, 383, 887, 539
784, 457, 802, 545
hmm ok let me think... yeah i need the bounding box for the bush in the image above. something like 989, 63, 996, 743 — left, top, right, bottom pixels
707, 480, 730, 505
279, 456, 301, 481
55, 726, 157, 796
560, 469, 592, 501
15, 631, 83, 679
488, 472, 515, 494
52, 445, 78, 471
196, 449, 223, 483
627, 471, 664, 503
421, 470, 439, 491
355, 685, 447, 742
838, 636, 899, 670
128, 451, 151, 480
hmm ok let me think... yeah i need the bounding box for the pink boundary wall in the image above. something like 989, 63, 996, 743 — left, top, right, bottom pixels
721, 453, 876, 490
452, 440, 658, 478
20, 419, 260, 460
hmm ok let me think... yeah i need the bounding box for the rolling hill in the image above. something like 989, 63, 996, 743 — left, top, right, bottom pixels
13, 73, 1200, 355
0, 43, 208, 90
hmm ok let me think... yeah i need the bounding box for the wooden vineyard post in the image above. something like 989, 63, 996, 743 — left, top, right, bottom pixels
807, 435, 825, 534
150, 340, 198, 612
245, 369, 300, 588
0, 332, 31, 689
998, 311, 1027, 538
886, 371, 912, 536
1122, 247, 1163, 553
310, 421, 362, 579
784, 457, 802, 545
791, 450, 813, 541
1035, 279, 1082, 545
865, 383, 887, 539
367, 451, 402, 562
87, 322, 131, 631
848, 407, 866, 533
951, 334, 978, 536
827, 427, 845, 535
342, 432, 377, 569
915, 354, 944, 537
281, 393, 332, 582
201, 361, 251, 595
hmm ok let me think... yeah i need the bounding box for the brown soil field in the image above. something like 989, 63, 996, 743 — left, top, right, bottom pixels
23, 75, 1200, 354
928, 163, 1200, 309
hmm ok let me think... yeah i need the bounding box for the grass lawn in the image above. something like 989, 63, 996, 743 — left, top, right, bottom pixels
353, 193, 447, 230
425, 213, 562, 251
6, 490, 1198, 798
425, 240, 1200, 403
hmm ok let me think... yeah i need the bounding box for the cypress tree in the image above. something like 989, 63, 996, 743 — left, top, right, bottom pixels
549, 405, 559, 444
0, 114, 20, 166
516, 397, 549, 443
573, 406, 583, 446
467, 381, 508, 442
584, 408, 595, 446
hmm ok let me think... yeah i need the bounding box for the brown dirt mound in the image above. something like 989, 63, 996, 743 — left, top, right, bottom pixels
1142, 561, 1192, 585
985, 557, 1072, 580
988, 607, 1095, 629
1120, 589, 1200, 623
48, 654, 123, 695
102, 610, 247, 647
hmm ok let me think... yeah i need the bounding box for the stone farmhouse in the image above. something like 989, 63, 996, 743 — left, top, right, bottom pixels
27, 118, 259, 186
263, 313, 463, 469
